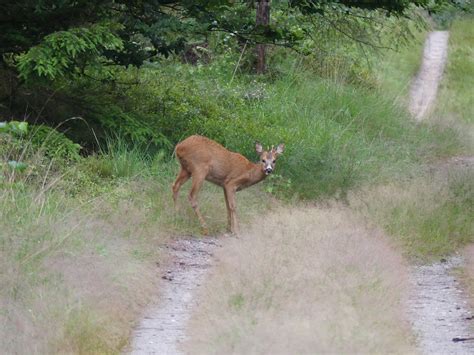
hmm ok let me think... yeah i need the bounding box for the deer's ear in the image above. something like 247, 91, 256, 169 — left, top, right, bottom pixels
275, 143, 285, 155
255, 142, 263, 154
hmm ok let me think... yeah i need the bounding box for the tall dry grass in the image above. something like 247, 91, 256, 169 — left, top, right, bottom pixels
185, 206, 415, 354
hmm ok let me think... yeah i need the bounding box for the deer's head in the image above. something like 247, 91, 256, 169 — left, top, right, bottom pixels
255, 142, 285, 175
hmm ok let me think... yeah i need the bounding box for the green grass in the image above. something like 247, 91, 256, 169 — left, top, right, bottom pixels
435, 18, 474, 127
155, 53, 457, 200
374, 28, 427, 104
61, 26, 460, 201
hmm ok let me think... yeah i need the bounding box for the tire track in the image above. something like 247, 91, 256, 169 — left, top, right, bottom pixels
409, 31, 449, 121
409, 257, 474, 354
126, 238, 220, 355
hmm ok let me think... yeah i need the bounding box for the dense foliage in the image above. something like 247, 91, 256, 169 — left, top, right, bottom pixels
0, 0, 468, 189
1, 0, 460, 79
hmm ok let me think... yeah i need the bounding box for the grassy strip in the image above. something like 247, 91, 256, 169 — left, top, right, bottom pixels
185, 206, 415, 353
435, 18, 474, 126
442, 16, 474, 314
431, 17, 474, 156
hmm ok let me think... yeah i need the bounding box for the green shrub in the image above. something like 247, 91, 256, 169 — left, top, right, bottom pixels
28, 125, 81, 161
98, 136, 156, 179
66, 65, 234, 150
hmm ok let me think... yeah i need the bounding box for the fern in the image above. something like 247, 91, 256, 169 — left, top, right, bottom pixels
16, 22, 124, 81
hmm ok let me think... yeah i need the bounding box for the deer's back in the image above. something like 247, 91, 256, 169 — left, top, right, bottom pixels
175, 135, 252, 181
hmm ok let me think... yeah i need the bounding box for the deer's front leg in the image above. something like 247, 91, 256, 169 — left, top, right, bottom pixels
223, 188, 232, 232
224, 185, 239, 235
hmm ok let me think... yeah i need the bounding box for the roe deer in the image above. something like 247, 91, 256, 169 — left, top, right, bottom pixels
172, 135, 284, 235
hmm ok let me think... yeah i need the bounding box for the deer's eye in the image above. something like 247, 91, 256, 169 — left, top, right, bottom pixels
262, 159, 266, 163
272, 160, 276, 163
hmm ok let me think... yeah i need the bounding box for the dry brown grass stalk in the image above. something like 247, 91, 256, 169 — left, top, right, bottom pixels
0, 171, 273, 354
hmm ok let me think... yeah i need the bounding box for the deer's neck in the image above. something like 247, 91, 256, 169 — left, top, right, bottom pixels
240, 163, 266, 189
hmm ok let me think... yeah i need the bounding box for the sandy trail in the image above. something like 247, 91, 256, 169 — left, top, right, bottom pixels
407, 31, 474, 354
126, 238, 220, 354
409, 31, 449, 120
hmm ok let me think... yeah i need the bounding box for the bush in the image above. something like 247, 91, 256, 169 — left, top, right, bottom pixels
28, 125, 81, 161
66, 65, 235, 151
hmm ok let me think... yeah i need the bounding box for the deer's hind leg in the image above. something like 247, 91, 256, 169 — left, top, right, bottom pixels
172, 166, 190, 210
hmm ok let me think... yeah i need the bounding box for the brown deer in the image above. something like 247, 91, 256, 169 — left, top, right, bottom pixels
172, 135, 284, 235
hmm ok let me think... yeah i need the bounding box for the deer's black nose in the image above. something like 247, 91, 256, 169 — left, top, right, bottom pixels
265, 167, 273, 175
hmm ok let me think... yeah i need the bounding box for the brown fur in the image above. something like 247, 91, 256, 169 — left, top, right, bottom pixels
172, 135, 284, 234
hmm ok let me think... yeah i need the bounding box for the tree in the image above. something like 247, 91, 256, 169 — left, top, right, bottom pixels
0, 0, 459, 79
248, 0, 461, 73
256, 1, 271, 74
0, 1, 233, 81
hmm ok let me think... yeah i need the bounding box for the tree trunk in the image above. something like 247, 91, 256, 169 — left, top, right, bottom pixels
255, 1, 270, 74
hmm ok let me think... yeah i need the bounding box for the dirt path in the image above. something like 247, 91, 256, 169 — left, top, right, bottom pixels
407, 31, 474, 354
126, 238, 220, 354
409, 257, 474, 354
409, 31, 449, 121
